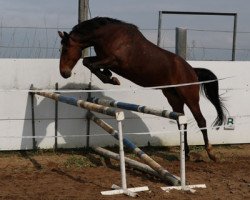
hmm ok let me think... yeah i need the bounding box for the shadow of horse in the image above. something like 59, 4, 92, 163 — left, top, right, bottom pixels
20, 83, 151, 150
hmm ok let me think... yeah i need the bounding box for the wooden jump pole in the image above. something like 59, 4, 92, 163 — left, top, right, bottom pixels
88, 97, 183, 120
36, 91, 120, 117
93, 146, 161, 179
88, 112, 180, 186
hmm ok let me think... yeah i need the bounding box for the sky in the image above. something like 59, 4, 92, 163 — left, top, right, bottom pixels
0, 0, 249, 60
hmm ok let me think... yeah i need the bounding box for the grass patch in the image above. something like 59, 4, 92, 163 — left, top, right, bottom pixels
189, 145, 205, 152
165, 154, 179, 161
64, 155, 95, 168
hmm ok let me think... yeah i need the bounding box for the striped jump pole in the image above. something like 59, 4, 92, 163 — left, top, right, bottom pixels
35, 91, 148, 197
93, 147, 161, 178
88, 112, 180, 186
88, 97, 183, 120
36, 91, 122, 118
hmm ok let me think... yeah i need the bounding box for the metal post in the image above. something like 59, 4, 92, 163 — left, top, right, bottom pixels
232, 14, 237, 61
30, 84, 37, 150
54, 83, 58, 150
176, 27, 187, 60
157, 11, 162, 47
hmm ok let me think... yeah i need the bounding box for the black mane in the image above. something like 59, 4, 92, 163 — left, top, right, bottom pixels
71, 17, 138, 35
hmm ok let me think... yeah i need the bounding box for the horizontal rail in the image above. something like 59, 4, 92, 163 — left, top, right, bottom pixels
160, 11, 237, 16
35, 91, 123, 118
88, 97, 183, 121
93, 147, 160, 179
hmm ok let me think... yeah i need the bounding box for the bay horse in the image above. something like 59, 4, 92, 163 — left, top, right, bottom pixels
58, 17, 226, 161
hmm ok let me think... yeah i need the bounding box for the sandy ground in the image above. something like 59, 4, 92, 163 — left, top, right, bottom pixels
0, 144, 249, 200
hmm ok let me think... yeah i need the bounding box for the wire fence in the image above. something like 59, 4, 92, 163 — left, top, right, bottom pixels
0, 26, 70, 58
0, 26, 250, 60
153, 28, 250, 61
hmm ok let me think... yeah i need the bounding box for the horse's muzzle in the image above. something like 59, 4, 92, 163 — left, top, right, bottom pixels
60, 70, 72, 79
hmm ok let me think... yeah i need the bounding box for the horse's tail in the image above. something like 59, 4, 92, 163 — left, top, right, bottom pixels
194, 68, 226, 128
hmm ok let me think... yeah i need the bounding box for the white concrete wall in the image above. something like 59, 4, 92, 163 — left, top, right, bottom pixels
0, 59, 249, 150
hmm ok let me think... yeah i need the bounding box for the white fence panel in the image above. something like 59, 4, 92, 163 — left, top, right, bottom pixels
0, 59, 249, 150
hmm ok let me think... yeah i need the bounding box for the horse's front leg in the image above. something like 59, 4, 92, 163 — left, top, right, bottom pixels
82, 56, 99, 69
85, 55, 118, 71
83, 56, 120, 85
92, 69, 120, 85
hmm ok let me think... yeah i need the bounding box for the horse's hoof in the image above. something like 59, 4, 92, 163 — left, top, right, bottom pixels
185, 155, 190, 161
208, 153, 218, 162
211, 156, 218, 162
189, 152, 205, 162
82, 59, 91, 66
111, 77, 120, 85
102, 69, 112, 77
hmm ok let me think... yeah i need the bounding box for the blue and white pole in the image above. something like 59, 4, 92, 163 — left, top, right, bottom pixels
88, 97, 183, 120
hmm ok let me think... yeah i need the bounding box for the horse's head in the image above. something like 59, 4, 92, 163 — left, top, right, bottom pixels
58, 31, 83, 78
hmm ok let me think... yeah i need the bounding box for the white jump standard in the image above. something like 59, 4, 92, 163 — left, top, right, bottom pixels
161, 115, 206, 193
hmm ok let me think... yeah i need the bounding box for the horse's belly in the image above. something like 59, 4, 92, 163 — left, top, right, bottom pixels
112, 67, 171, 87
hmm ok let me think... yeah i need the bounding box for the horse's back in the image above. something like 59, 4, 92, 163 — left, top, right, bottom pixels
96, 23, 198, 87
123, 32, 198, 86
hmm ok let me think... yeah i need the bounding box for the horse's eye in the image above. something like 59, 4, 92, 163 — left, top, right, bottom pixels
59, 45, 63, 53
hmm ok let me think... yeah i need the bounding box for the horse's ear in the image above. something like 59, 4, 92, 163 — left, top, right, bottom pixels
58, 31, 64, 38
63, 31, 69, 38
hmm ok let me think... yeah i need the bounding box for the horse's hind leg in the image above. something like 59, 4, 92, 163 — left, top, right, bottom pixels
185, 100, 218, 162
162, 89, 190, 159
